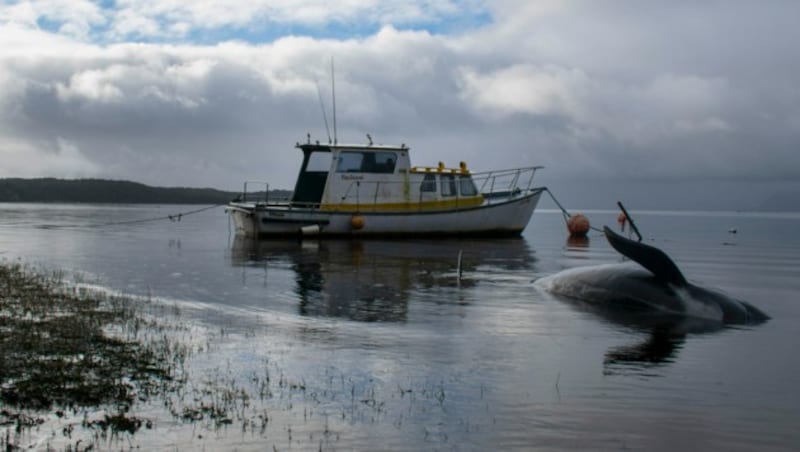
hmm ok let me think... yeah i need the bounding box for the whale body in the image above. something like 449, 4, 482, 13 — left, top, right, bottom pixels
535, 227, 768, 326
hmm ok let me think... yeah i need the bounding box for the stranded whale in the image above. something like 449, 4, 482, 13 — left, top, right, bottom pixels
535, 226, 769, 327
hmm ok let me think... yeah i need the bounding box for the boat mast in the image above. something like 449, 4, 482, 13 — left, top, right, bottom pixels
316, 79, 332, 143
331, 58, 338, 145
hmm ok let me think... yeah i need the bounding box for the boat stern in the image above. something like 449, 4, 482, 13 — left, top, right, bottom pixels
226, 203, 259, 238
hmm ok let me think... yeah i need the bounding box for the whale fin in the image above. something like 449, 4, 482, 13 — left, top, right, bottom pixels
603, 226, 688, 287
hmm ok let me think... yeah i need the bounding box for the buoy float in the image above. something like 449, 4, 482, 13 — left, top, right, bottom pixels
567, 213, 590, 238
350, 214, 365, 230
617, 212, 627, 231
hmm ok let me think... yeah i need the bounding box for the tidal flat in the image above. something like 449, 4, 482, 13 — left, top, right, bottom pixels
0, 262, 189, 449
0, 262, 462, 450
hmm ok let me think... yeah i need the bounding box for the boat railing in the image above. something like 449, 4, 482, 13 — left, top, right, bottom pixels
240, 181, 270, 204
472, 166, 543, 203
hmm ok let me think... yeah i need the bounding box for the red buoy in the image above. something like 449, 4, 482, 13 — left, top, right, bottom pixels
567, 214, 590, 237
350, 215, 365, 230
617, 212, 628, 231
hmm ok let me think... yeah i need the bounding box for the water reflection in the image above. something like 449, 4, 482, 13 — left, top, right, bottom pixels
604, 329, 685, 372
560, 298, 733, 375
230, 237, 535, 322
565, 235, 590, 249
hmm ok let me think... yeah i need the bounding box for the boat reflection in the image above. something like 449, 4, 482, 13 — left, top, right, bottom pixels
230, 237, 535, 322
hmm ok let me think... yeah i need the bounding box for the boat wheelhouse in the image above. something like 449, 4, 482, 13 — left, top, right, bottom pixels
226, 138, 544, 237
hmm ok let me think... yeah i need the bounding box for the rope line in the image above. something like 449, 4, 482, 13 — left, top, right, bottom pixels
97, 203, 225, 227
543, 188, 604, 233
543, 187, 572, 223
40, 203, 228, 229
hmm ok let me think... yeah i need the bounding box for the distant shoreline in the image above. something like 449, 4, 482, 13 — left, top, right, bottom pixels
0, 178, 290, 205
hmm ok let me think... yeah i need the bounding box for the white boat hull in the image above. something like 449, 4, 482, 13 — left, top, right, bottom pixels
227, 188, 543, 238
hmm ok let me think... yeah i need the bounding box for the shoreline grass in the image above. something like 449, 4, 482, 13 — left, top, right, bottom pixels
0, 261, 186, 449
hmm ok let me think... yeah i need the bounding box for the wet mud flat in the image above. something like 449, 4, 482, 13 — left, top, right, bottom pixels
0, 261, 192, 449
0, 262, 459, 451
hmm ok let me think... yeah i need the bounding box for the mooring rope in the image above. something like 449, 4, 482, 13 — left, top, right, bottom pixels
96, 203, 226, 227
543, 188, 604, 233
39, 202, 228, 229
543, 188, 571, 223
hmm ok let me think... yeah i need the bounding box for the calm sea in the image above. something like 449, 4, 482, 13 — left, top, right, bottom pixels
1, 203, 798, 450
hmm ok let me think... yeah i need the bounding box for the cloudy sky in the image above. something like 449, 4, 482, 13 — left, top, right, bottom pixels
1, 0, 798, 209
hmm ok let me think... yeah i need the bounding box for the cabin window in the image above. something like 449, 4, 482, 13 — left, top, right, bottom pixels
441, 174, 457, 197
420, 173, 437, 192
336, 151, 397, 174
459, 176, 478, 196
306, 151, 332, 172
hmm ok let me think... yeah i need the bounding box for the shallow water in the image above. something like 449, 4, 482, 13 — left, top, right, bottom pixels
1, 203, 799, 450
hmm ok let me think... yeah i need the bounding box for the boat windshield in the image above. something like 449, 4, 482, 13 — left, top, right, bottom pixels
441, 174, 457, 197
420, 173, 437, 192
306, 151, 332, 172
337, 151, 397, 174
460, 176, 478, 196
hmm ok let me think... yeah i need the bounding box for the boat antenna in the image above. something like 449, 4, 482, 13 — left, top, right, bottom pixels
315, 77, 332, 143
331, 57, 338, 145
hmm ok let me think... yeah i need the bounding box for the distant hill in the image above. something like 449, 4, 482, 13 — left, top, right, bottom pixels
0, 178, 291, 204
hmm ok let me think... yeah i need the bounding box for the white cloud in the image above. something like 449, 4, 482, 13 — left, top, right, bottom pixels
126, 0, 483, 27
0, 0, 105, 40
457, 64, 583, 118
2, 1, 39, 27
108, 8, 163, 39
0, 137, 100, 178
0, 0, 476, 41
56, 68, 124, 102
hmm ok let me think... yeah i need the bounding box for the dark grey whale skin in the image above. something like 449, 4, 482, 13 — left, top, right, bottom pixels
536, 227, 769, 327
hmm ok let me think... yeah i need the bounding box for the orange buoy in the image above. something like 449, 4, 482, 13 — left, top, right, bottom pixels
567, 213, 590, 237
617, 212, 628, 231
350, 214, 365, 230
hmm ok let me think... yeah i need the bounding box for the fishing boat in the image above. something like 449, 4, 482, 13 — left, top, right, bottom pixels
226, 137, 544, 238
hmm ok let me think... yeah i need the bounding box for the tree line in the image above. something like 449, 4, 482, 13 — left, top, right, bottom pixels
0, 178, 290, 204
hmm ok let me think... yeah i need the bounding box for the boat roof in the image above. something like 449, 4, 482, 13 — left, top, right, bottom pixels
296, 142, 409, 153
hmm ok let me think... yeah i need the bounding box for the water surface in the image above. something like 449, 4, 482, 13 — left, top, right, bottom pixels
1, 203, 798, 450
